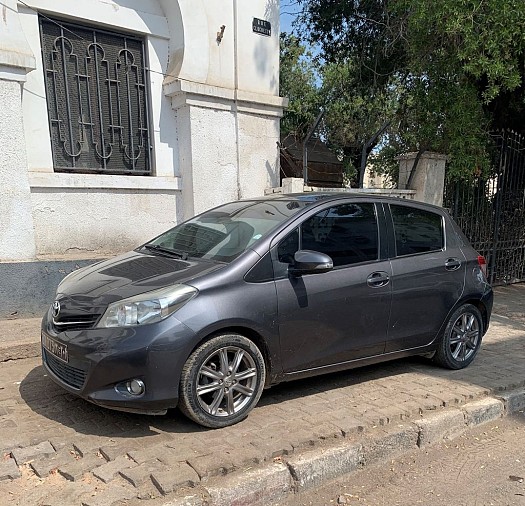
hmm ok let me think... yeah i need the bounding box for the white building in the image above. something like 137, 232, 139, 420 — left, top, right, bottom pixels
0, 0, 285, 262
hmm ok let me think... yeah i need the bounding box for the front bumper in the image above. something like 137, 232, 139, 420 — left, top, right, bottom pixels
41, 308, 198, 413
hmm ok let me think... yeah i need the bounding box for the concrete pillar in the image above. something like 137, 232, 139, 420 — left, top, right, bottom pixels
0, 0, 37, 260
165, 80, 284, 219
398, 152, 447, 206
282, 177, 305, 194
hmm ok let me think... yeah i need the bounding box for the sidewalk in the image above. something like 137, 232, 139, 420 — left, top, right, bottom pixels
0, 285, 524, 505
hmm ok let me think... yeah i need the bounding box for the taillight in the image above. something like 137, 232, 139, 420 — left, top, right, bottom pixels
477, 255, 487, 278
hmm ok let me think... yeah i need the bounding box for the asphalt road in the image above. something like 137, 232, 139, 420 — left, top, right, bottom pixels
280, 413, 525, 506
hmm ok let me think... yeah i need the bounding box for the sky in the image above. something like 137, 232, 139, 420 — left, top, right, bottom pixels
280, 0, 300, 34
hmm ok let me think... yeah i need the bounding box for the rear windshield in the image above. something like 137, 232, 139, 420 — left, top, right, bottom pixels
145, 200, 310, 263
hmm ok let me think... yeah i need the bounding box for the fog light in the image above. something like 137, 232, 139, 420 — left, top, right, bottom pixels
126, 379, 145, 396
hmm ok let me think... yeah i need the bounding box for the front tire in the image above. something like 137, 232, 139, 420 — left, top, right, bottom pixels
178, 333, 266, 428
434, 304, 483, 370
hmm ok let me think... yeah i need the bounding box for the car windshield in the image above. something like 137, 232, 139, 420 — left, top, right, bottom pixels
144, 199, 311, 263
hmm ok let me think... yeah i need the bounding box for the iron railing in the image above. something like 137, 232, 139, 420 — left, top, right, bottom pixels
445, 130, 525, 285
40, 17, 151, 175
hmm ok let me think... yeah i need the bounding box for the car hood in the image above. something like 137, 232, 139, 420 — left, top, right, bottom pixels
57, 250, 225, 301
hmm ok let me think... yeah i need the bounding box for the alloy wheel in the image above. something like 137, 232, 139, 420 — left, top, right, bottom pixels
195, 346, 258, 417
449, 312, 480, 362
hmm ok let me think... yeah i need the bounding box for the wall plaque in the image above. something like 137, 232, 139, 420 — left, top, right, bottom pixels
253, 18, 271, 36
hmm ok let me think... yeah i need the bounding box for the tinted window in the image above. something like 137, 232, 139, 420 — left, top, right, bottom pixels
391, 205, 444, 256
146, 200, 311, 263
301, 203, 378, 267
277, 228, 299, 264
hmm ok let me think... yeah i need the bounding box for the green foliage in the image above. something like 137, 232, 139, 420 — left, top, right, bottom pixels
279, 33, 321, 140
294, 0, 525, 182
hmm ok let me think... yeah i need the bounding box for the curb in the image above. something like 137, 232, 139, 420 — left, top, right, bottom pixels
160, 389, 525, 506
0, 342, 40, 362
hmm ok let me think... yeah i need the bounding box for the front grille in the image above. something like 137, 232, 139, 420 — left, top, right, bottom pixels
44, 350, 87, 389
52, 314, 101, 332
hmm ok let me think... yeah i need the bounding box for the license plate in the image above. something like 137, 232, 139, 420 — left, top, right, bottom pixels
42, 333, 69, 363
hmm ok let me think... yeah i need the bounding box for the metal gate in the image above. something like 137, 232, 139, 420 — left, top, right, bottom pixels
444, 130, 525, 285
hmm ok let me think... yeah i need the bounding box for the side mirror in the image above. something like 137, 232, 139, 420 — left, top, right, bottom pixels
289, 250, 333, 276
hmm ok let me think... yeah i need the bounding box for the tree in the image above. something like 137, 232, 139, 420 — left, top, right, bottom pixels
279, 33, 321, 141
280, 34, 396, 185
296, 0, 525, 182
319, 61, 396, 185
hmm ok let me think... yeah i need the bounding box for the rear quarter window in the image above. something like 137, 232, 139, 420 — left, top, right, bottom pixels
390, 205, 444, 256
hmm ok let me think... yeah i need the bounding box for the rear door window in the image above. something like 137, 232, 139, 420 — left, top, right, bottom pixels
390, 205, 444, 256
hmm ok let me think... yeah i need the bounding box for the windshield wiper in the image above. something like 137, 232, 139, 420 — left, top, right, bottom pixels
143, 244, 189, 260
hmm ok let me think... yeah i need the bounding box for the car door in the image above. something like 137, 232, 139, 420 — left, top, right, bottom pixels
385, 203, 466, 352
273, 201, 392, 373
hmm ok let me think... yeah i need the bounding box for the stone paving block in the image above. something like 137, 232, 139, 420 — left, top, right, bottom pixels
0, 457, 21, 481
48, 438, 70, 452
452, 385, 480, 401
58, 453, 104, 481
297, 402, 334, 417
359, 408, 386, 426
205, 462, 292, 506
74, 440, 103, 458
308, 421, 344, 440
165, 439, 211, 457
187, 451, 236, 480
329, 412, 366, 437
499, 388, 525, 414
92, 455, 138, 484
99, 443, 135, 462
249, 437, 294, 460
429, 392, 463, 407
375, 405, 411, 424
287, 443, 361, 491
151, 462, 201, 495
39, 481, 96, 506
30, 448, 75, 478
119, 459, 165, 488
362, 423, 418, 465
463, 397, 504, 427
286, 430, 318, 450
414, 409, 466, 447
80, 482, 137, 506
227, 444, 267, 468
1, 443, 21, 458
158, 445, 202, 468
128, 445, 166, 465
11, 440, 55, 465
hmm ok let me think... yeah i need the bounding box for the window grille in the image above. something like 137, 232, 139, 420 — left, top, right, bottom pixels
40, 17, 152, 175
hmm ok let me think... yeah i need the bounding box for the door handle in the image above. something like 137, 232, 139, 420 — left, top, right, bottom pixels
445, 258, 461, 271
367, 271, 390, 288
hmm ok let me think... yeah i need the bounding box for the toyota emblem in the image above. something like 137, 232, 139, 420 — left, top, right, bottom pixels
52, 300, 61, 318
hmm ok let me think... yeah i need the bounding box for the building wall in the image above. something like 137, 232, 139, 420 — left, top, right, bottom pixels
0, 79, 36, 260
0, 0, 284, 259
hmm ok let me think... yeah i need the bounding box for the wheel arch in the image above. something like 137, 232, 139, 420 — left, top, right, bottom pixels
190, 325, 274, 386
458, 298, 490, 335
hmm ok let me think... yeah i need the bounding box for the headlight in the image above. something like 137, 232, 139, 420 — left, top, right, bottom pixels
97, 284, 197, 328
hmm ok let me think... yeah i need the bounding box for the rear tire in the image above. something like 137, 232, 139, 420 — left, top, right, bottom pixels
178, 333, 266, 428
433, 304, 483, 370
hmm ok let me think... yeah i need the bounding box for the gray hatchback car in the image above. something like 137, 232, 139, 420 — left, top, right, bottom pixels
42, 193, 493, 428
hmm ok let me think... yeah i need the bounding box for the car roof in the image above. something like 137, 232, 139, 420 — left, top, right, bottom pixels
245, 192, 446, 212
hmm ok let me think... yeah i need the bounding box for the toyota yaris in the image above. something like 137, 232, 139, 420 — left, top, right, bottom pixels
42, 193, 493, 428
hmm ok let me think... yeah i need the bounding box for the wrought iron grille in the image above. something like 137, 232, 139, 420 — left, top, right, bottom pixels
444, 130, 525, 285
40, 17, 151, 175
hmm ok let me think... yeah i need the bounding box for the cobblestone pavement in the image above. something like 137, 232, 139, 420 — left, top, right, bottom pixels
0, 286, 524, 505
